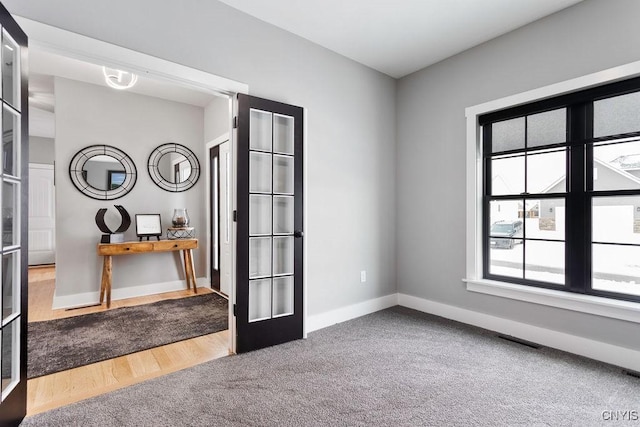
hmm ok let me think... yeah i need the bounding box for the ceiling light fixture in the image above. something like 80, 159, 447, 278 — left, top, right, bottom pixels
102, 66, 138, 90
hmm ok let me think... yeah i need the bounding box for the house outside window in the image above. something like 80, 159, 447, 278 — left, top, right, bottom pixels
480, 76, 640, 303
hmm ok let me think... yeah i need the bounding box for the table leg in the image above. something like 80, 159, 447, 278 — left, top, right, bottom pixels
102, 255, 112, 308
187, 248, 197, 294
183, 250, 192, 290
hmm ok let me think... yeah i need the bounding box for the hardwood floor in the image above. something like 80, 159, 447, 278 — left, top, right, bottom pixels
26, 266, 230, 416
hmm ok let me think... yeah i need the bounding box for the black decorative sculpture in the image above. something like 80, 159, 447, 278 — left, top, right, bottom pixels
95, 205, 132, 243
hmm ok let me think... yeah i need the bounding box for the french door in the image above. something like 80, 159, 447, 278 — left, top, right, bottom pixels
235, 94, 303, 353
0, 3, 28, 425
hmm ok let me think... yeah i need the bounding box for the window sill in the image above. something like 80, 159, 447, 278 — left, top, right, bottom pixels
463, 278, 640, 324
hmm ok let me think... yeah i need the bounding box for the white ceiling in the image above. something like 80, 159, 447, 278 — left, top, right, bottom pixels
218, 0, 584, 78
28, 48, 222, 138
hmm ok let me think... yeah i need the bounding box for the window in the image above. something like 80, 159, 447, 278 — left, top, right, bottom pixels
480, 76, 640, 303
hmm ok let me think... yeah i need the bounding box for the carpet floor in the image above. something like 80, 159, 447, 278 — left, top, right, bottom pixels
27, 293, 228, 378
21, 306, 639, 426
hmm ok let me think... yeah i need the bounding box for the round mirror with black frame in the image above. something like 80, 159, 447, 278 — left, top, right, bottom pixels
147, 143, 200, 192
69, 145, 137, 200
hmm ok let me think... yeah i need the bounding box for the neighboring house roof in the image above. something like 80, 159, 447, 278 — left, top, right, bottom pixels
610, 154, 640, 171
541, 157, 640, 193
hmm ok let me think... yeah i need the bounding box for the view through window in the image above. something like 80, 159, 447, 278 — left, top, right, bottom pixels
481, 78, 640, 302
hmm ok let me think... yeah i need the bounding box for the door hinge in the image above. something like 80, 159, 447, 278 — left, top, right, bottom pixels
233, 210, 238, 222
233, 116, 238, 129
233, 304, 237, 316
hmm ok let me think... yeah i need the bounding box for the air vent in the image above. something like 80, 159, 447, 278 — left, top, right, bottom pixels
497, 334, 541, 349
625, 370, 640, 379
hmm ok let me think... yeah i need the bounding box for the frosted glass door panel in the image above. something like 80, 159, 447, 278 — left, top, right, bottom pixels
248, 278, 272, 322
1, 319, 18, 397
273, 276, 294, 317
273, 236, 294, 276
273, 196, 294, 235
2, 31, 19, 110
249, 109, 272, 151
2, 181, 18, 248
2, 106, 19, 177
249, 152, 272, 193
2, 251, 18, 322
273, 114, 294, 155
273, 155, 294, 195
249, 237, 271, 278
249, 195, 272, 236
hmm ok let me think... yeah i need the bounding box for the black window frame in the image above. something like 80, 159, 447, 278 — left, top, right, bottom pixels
480, 75, 640, 304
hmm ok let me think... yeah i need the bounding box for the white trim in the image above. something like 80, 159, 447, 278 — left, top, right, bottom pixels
465, 59, 640, 318
306, 294, 398, 333
28, 163, 54, 170
464, 278, 640, 324
15, 17, 249, 97
52, 277, 210, 310
204, 132, 232, 285
398, 293, 640, 372
303, 107, 309, 338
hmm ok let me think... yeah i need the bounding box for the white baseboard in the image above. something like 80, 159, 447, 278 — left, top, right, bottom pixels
398, 293, 640, 372
306, 294, 398, 333
52, 277, 210, 310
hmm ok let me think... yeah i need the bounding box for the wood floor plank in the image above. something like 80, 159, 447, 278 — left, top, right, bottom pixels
26, 266, 231, 417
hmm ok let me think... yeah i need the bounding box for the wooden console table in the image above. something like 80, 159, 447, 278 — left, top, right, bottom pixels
97, 239, 198, 308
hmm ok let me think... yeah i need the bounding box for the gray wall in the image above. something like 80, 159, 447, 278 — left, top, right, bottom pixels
54, 77, 205, 297
204, 96, 230, 143
7, 0, 397, 314
396, 0, 640, 351
29, 136, 54, 164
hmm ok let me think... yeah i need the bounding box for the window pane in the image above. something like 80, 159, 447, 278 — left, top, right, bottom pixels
272, 276, 294, 318
249, 195, 271, 236
2, 251, 19, 322
490, 155, 524, 196
527, 149, 566, 194
2, 181, 18, 248
489, 200, 522, 236
492, 117, 525, 153
2, 106, 19, 177
525, 199, 565, 240
592, 244, 640, 297
527, 108, 566, 148
594, 91, 640, 137
2, 31, 19, 110
525, 240, 564, 284
249, 152, 272, 194
249, 109, 272, 152
273, 113, 294, 155
1, 318, 18, 398
489, 239, 523, 277
248, 278, 271, 322
593, 140, 640, 191
249, 237, 271, 279
592, 196, 640, 245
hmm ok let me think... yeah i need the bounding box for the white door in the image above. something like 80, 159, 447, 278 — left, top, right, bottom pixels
219, 141, 231, 295
28, 163, 55, 265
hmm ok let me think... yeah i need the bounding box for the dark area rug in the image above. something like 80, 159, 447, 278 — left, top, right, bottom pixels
27, 293, 228, 379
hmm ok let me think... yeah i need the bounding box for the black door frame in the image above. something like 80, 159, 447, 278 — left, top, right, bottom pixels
0, 3, 29, 425
235, 93, 304, 353
209, 144, 221, 291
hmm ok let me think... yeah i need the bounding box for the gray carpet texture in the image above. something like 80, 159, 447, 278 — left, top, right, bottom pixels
28, 293, 228, 378
21, 306, 639, 426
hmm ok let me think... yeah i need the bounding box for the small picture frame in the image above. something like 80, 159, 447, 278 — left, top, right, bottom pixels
135, 214, 162, 241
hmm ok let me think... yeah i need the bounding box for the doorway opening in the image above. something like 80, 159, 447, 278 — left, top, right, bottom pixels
22, 19, 243, 414
207, 135, 232, 298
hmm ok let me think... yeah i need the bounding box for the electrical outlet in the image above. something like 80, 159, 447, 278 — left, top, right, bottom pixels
360, 270, 367, 283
